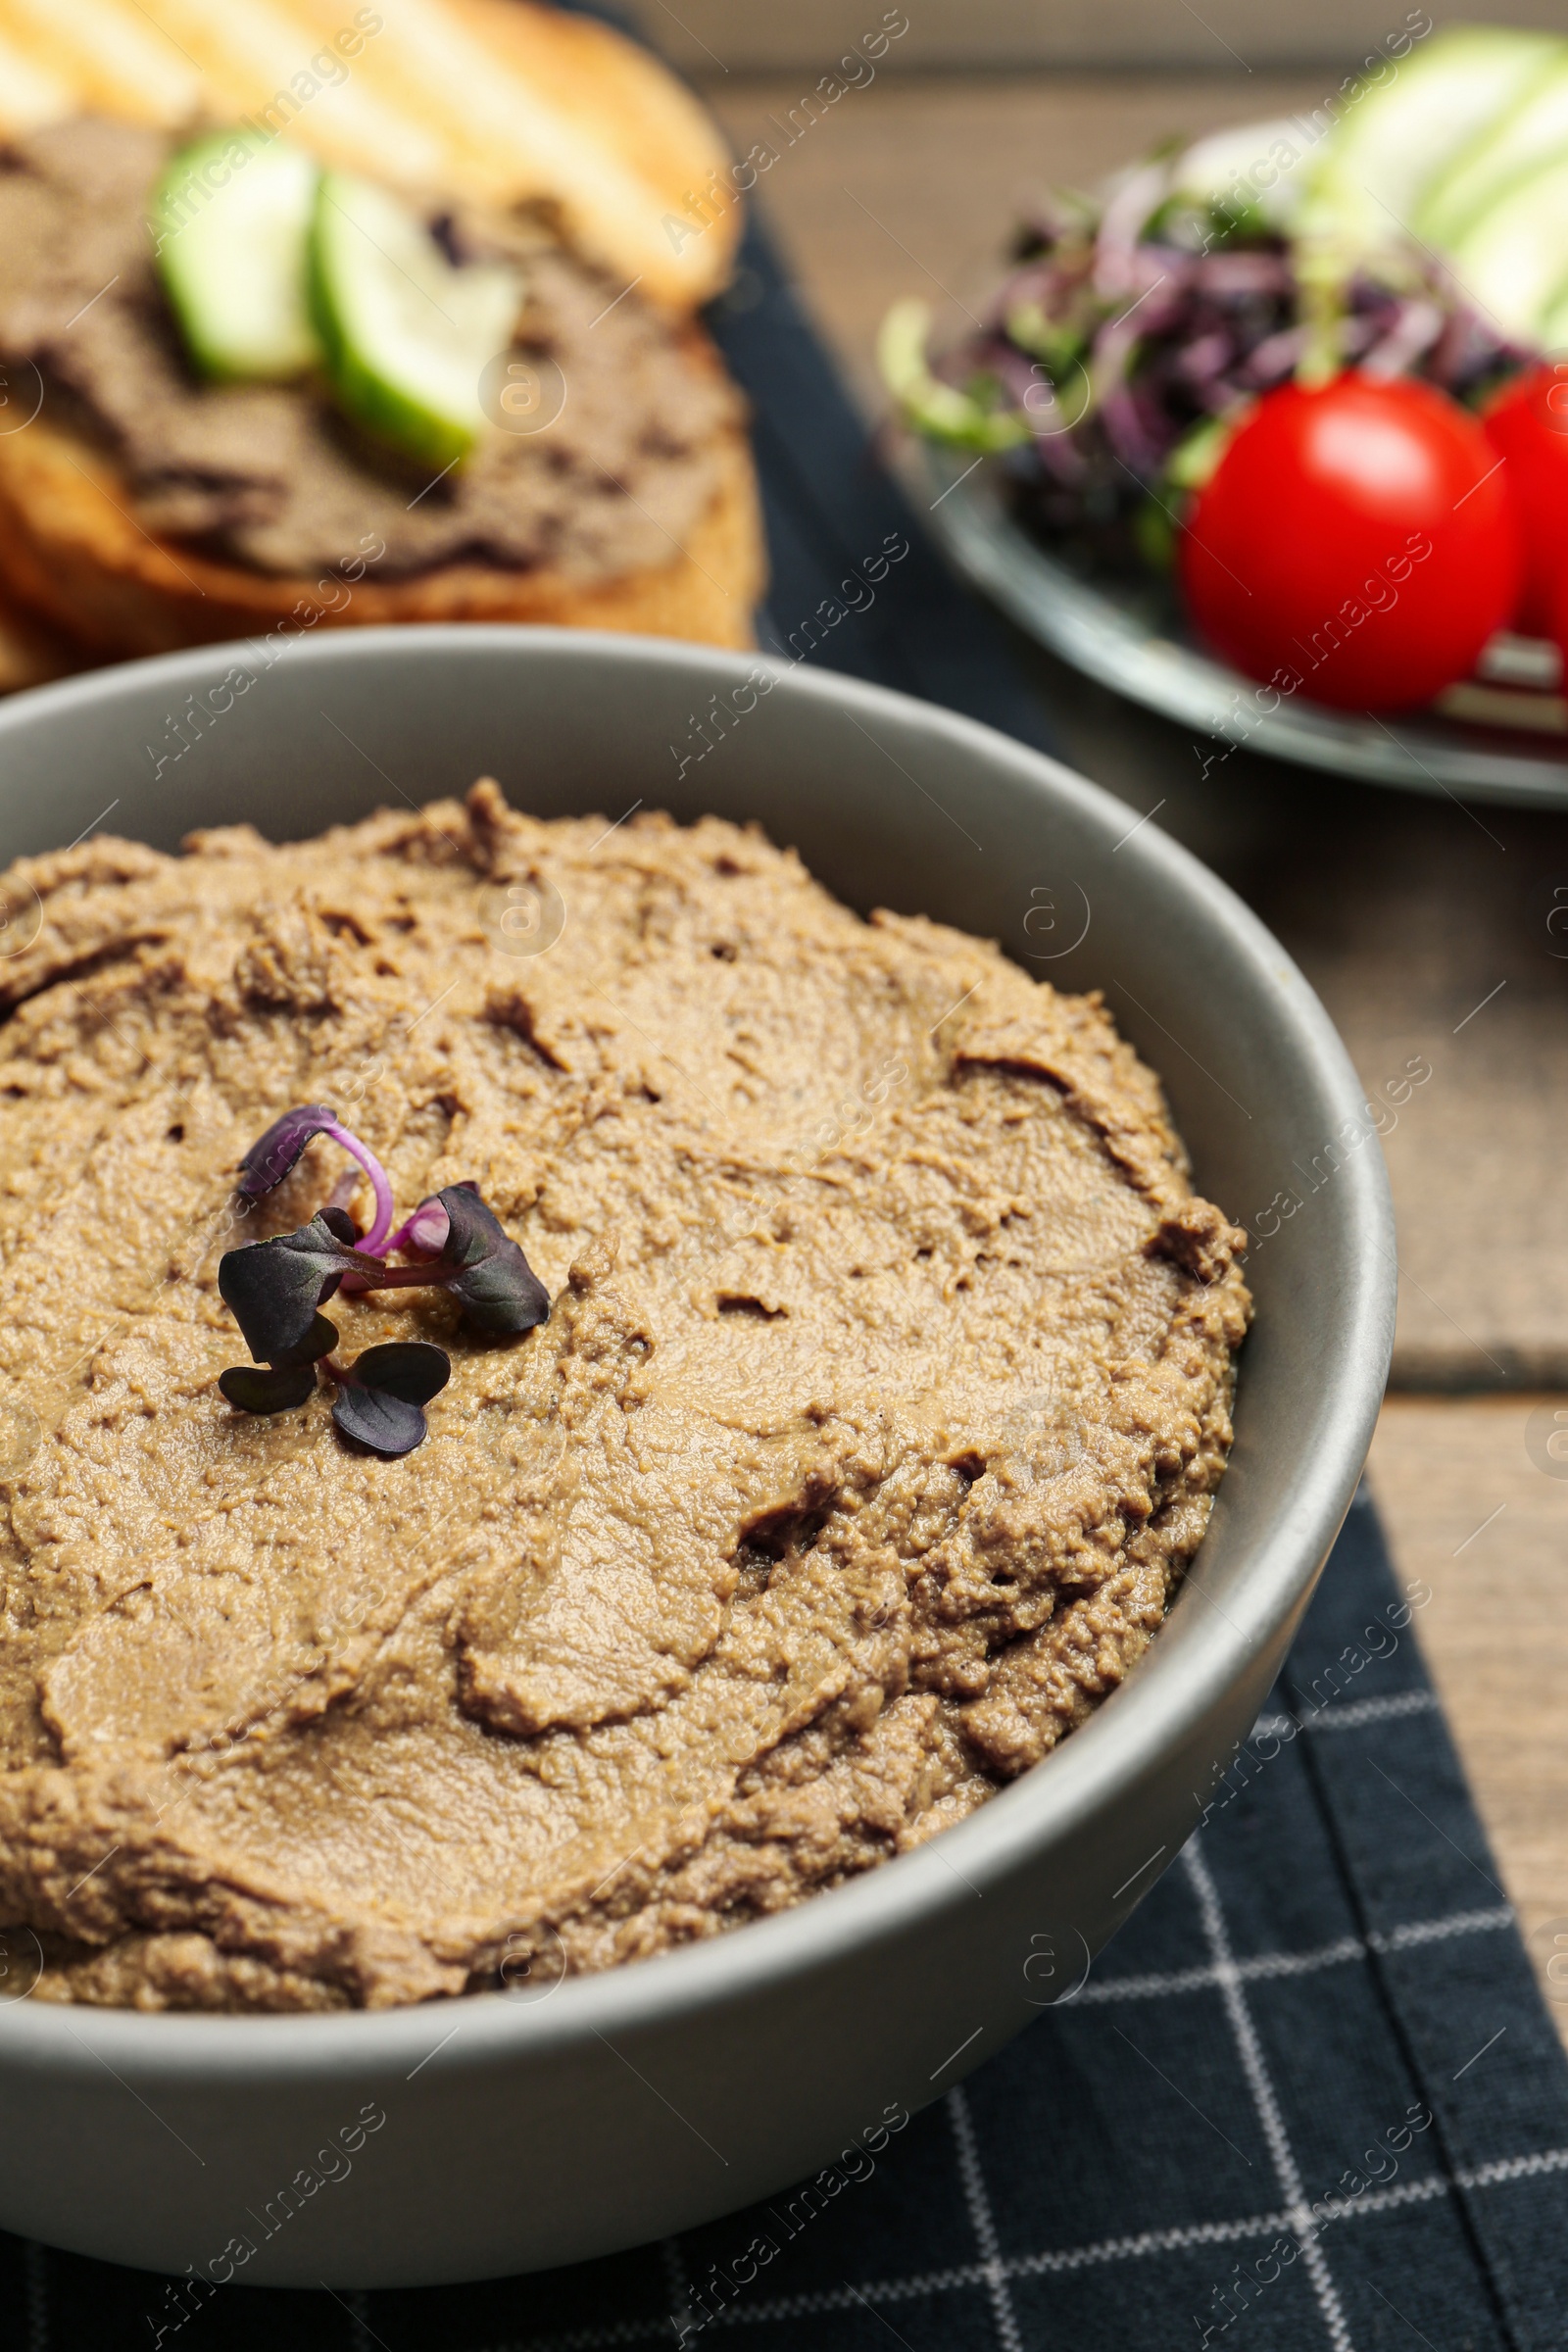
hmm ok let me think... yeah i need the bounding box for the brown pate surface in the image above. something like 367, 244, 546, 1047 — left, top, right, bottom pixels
0, 118, 738, 582
0, 784, 1249, 2009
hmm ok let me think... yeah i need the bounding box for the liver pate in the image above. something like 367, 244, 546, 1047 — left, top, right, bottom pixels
0, 118, 738, 583
0, 785, 1249, 2009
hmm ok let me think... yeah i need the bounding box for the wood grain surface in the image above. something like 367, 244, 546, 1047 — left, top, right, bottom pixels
1370, 1399, 1568, 2047
702, 71, 1568, 2035
652, 3, 1567, 76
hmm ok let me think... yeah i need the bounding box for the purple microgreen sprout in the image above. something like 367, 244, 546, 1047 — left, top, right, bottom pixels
384, 1197, 451, 1258
436, 1183, 550, 1333
218, 1307, 338, 1417
236, 1104, 396, 1255
275, 1310, 343, 1367
219, 1112, 549, 1450
327, 1341, 450, 1456
218, 1207, 384, 1365
339, 1183, 550, 1335
219, 1360, 318, 1415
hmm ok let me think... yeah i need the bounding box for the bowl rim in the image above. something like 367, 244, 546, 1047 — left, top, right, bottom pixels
0, 625, 1396, 2081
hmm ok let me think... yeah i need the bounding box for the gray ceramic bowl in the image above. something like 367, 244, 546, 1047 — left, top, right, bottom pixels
0, 627, 1395, 2287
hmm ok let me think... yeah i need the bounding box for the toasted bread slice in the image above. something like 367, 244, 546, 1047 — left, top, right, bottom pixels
0, 0, 738, 309
0, 578, 81, 689
0, 396, 763, 661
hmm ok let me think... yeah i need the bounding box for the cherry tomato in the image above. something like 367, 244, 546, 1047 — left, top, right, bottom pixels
1483, 361, 1568, 637
1179, 373, 1519, 711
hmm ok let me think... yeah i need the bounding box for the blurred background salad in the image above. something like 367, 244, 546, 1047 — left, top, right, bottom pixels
878, 24, 1568, 712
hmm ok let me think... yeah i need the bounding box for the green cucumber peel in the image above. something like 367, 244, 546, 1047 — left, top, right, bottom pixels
1004, 299, 1085, 375
1165, 412, 1237, 493
308, 171, 522, 471
151, 129, 320, 382
877, 297, 1029, 455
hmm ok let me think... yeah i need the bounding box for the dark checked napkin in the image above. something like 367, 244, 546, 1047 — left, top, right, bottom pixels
5, 65, 1568, 2352
703, 214, 1057, 756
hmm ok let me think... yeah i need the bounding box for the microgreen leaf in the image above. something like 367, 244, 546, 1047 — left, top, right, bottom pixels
329, 1341, 450, 1455
219, 1361, 318, 1414
236, 1104, 338, 1200
270, 1310, 341, 1368
219, 1211, 384, 1363
331, 1384, 429, 1455
350, 1341, 451, 1406
431, 1183, 550, 1334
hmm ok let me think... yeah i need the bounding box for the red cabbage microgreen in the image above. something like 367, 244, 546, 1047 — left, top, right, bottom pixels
219, 1206, 384, 1364
336, 1183, 550, 1334
218, 1108, 551, 1454
384, 1197, 450, 1256
886, 166, 1531, 572
327, 1342, 451, 1457
218, 1360, 318, 1416
237, 1103, 396, 1254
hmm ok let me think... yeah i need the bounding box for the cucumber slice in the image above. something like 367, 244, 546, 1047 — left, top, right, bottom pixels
1447, 153, 1568, 340
1540, 282, 1568, 354
1421, 59, 1568, 246
151, 130, 319, 382
1308, 27, 1564, 255
309, 172, 522, 470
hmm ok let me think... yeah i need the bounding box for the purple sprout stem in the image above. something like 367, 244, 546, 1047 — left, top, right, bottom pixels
349, 1261, 459, 1292
318, 1118, 395, 1259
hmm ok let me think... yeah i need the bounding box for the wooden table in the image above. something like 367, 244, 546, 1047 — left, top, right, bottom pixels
703, 71, 1568, 2038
